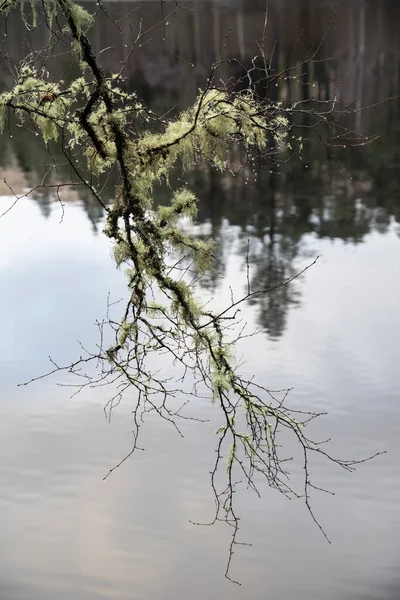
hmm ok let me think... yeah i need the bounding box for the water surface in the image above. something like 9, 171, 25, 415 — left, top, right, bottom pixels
0, 194, 399, 599
1, 0, 400, 598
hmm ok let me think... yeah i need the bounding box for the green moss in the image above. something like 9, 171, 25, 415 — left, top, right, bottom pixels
67, 1, 94, 34
36, 116, 58, 144
0, 0, 307, 504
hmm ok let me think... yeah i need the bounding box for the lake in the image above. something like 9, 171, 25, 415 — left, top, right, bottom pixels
0, 1, 400, 599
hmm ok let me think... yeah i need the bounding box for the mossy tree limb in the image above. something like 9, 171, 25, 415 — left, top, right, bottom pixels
0, 0, 382, 584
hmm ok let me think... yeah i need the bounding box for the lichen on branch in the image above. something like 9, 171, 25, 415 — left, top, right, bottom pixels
1, 0, 382, 584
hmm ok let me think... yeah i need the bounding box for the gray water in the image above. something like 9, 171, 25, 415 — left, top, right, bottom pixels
1, 0, 400, 598
0, 195, 399, 599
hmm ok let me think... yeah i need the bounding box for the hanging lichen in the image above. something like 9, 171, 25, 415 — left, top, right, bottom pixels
0, 0, 380, 584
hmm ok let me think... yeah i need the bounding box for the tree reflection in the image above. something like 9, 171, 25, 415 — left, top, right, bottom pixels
1, 0, 399, 339
245, 199, 302, 340
3, 127, 397, 339
184, 148, 400, 339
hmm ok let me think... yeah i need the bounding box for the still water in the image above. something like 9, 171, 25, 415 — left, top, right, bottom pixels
1, 193, 400, 599
1, 0, 400, 598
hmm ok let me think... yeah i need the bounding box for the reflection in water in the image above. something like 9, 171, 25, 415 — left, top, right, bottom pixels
4, 0, 398, 110
0, 197, 400, 600
0, 1, 399, 285
0, 0, 399, 335
181, 160, 400, 338
1, 1, 400, 598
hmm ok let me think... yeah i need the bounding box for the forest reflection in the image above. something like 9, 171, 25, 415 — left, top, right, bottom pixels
0, 0, 399, 339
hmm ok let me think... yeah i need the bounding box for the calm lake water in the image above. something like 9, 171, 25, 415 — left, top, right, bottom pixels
1, 1, 400, 599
